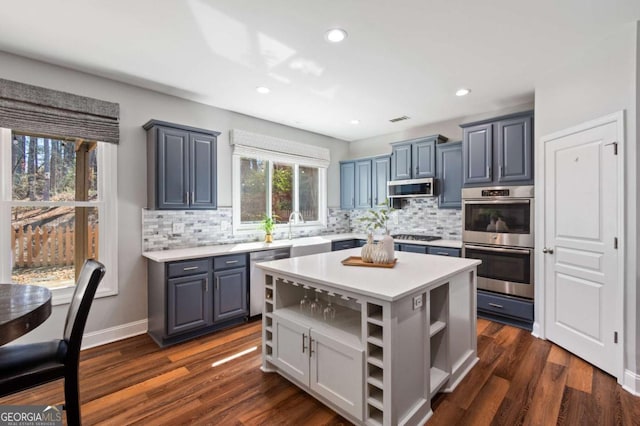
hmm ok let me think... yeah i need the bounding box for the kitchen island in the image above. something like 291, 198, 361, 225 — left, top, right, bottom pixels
257, 248, 480, 426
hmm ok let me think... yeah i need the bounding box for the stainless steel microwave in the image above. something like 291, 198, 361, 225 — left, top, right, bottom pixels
387, 178, 434, 198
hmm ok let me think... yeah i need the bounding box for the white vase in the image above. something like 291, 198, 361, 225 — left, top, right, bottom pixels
381, 232, 395, 261
361, 233, 375, 263
372, 243, 391, 264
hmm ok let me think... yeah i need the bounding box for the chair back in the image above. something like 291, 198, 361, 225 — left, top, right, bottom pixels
63, 259, 106, 356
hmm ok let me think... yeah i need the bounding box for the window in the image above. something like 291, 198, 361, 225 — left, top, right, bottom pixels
234, 155, 326, 230
0, 128, 118, 304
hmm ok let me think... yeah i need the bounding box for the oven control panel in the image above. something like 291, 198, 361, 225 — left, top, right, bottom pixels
481, 189, 510, 197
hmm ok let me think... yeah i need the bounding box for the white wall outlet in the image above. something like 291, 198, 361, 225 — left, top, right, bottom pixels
413, 294, 423, 310
172, 222, 185, 234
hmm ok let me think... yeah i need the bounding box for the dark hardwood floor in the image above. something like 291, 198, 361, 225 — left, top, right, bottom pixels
1, 318, 638, 425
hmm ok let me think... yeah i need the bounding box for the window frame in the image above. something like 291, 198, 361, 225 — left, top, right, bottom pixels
0, 128, 118, 306
232, 153, 327, 234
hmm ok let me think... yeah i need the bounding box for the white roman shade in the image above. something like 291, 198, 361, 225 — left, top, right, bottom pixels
0, 78, 120, 144
230, 129, 330, 168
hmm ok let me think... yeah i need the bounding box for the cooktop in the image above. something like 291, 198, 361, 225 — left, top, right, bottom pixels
391, 234, 441, 242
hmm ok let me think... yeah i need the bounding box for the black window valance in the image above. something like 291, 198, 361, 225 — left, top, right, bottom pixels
0, 78, 120, 144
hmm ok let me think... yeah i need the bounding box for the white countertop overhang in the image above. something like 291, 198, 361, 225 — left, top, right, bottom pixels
256, 248, 480, 302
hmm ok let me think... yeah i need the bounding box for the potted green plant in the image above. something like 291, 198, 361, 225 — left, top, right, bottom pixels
259, 215, 277, 243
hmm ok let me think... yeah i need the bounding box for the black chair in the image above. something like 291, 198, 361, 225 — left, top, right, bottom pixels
0, 259, 106, 426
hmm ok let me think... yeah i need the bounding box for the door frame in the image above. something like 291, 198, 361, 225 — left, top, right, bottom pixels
534, 111, 625, 383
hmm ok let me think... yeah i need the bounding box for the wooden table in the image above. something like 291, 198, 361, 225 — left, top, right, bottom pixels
0, 283, 52, 346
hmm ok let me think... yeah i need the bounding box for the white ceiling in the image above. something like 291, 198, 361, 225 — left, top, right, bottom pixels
1, 0, 639, 141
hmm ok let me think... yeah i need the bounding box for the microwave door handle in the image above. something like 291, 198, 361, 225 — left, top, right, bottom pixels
464, 244, 531, 255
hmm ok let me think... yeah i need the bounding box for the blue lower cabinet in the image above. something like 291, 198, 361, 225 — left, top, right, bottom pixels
332, 240, 358, 251
398, 244, 429, 254
427, 246, 461, 257
477, 290, 533, 330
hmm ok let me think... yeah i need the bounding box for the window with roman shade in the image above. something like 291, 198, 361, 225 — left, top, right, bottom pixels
0, 78, 119, 144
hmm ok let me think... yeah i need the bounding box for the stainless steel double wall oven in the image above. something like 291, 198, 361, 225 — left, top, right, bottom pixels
462, 185, 534, 299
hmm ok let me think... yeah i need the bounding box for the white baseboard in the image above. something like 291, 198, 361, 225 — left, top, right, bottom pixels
531, 321, 543, 339
81, 319, 148, 350
623, 369, 640, 396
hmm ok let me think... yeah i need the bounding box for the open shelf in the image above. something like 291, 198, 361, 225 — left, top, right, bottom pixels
274, 306, 362, 349
430, 367, 450, 397
367, 384, 384, 410
429, 320, 446, 337
367, 406, 383, 426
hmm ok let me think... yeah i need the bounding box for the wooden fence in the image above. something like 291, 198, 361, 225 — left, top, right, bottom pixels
11, 224, 98, 268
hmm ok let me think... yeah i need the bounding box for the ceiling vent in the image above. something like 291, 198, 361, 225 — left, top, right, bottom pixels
389, 116, 410, 123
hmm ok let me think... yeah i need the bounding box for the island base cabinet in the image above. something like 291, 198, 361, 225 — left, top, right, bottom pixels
272, 314, 364, 421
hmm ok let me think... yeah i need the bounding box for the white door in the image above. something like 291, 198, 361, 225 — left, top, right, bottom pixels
543, 118, 621, 377
272, 314, 309, 384
309, 329, 363, 421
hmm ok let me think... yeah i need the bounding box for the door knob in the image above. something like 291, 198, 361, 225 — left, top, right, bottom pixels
542, 247, 554, 254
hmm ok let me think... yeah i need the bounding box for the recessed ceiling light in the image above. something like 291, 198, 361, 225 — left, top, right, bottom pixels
325, 28, 348, 43
350, 119, 360, 125
256, 86, 270, 94
456, 88, 471, 97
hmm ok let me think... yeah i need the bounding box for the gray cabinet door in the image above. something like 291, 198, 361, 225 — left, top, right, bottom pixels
497, 115, 533, 183
413, 139, 436, 178
213, 267, 248, 322
436, 141, 462, 209
167, 273, 211, 335
157, 127, 189, 209
463, 123, 493, 185
354, 159, 372, 209
190, 133, 217, 209
372, 156, 390, 206
391, 143, 412, 180
340, 161, 355, 209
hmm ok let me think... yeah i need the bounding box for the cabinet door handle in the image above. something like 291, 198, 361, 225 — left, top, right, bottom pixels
302, 334, 307, 353
186, 192, 190, 205
309, 336, 315, 356
216, 276, 220, 290
225, 260, 239, 264
499, 165, 504, 177
183, 266, 199, 271
488, 302, 503, 309
415, 166, 419, 175
375, 197, 378, 205
191, 191, 195, 204
436, 252, 450, 256
487, 166, 492, 177
205, 277, 208, 292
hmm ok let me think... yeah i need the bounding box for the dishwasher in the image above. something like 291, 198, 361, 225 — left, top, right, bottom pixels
249, 248, 290, 316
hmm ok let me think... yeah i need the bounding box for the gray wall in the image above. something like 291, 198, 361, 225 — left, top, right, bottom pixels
0, 50, 349, 343
534, 21, 639, 376
348, 102, 534, 159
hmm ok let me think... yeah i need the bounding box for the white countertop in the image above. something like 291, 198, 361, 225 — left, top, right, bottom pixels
257, 248, 479, 302
142, 233, 462, 263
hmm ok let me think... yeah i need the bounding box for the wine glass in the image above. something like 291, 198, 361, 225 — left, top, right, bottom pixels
310, 290, 323, 317
299, 287, 311, 314
323, 293, 336, 322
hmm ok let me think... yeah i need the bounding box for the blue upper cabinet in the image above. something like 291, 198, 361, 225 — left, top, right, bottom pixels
145, 120, 219, 210
461, 111, 533, 187
391, 134, 447, 180
340, 161, 356, 209
497, 115, 533, 183
436, 141, 462, 209
390, 143, 412, 180
372, 156, 390, 206
413, 139, 436, 178
462, 123, 493, 185
354, 159, 372, 209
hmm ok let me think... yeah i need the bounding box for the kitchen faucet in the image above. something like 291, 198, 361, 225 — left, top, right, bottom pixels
288, 211, 304, 239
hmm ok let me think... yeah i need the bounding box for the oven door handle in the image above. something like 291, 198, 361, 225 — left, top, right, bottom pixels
462, 200, 531, 205
464, 244, 532, 255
